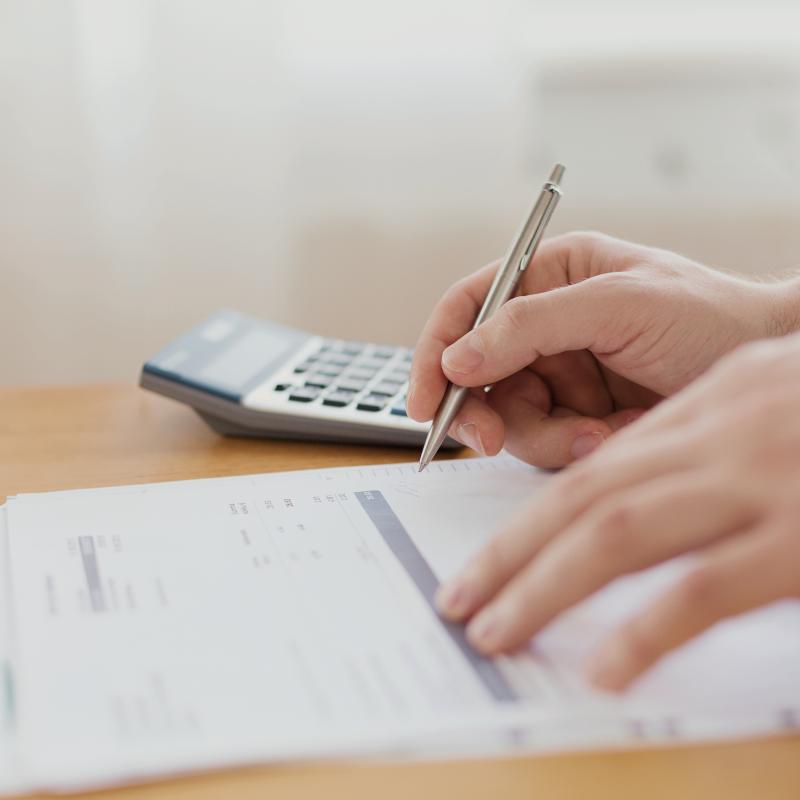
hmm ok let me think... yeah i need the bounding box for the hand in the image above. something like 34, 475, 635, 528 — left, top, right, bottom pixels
408, 232, 793, 468
435, 333, 800, 689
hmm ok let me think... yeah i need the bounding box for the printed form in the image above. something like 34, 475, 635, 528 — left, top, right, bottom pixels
1, 456, 799, 792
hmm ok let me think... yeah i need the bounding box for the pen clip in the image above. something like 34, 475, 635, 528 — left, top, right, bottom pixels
517, 183, 562, 273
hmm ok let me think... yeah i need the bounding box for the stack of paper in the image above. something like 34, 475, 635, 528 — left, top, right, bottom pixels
1, 455, 798, 793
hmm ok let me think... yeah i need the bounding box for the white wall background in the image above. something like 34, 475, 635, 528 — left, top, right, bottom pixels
2, 0, 800, 385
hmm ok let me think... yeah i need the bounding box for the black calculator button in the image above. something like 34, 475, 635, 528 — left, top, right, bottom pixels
357, 394, 388, 412
370, 381, 402, 397
336, 377, 367, 393
323, 390, 355, 408
289, 386, 320, 403
390, 405, 408, 417
274, 383, 292, 392
305, 375, 332, 389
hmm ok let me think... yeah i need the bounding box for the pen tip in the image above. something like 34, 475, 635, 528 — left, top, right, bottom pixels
417, 462, 426, 473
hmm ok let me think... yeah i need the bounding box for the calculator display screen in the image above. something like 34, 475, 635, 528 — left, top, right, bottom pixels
198, 329, 294, 390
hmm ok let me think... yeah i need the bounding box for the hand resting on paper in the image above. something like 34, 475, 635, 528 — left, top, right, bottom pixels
434, 333, 800, 688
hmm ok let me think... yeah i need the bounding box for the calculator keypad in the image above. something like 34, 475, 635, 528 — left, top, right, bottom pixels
280, 338, 412, 419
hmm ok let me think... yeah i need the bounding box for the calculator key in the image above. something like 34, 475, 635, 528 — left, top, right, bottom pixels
353, 358, 384, 371
357, 394, 388, 412
289, 386, 320, 403
372, 346, 396, 359
322, 390, 356, 408
386, 370, 409, 383
342, 342, 363, 356
336, 377, 367, 393
321, 354, 352, 367
316, 364, 342, 377
390, 404, 408, 417
293, 361, 315, 373
346, 368, 376, 381
305, 374, 332, 389
273, 383, 292, 392
370, 381, 402, 397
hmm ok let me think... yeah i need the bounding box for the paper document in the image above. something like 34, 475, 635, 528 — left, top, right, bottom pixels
1, 456, 798, 793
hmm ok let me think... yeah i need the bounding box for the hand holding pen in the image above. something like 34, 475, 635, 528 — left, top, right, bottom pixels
407, 188, 800, 688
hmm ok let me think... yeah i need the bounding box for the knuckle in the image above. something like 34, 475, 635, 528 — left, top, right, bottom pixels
498, 296, 534, 338
442, 279, 470, 309
709, 340, 781, 394
592, 270, 649, 301
621, 623, 661, 668
478, 536, 512, 583
676, 566, 720, 611
726, 340, 775, 370
586, 501, 633, 557
561, 230, 608, 253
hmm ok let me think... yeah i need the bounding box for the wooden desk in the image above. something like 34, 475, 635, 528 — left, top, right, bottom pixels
2, 384, 798, 800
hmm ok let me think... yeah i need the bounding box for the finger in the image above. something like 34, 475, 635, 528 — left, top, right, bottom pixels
532, 351, 614, 418
487, 370, 612, 468
410, 231, 642, 418
435, 425, 698, 621
600, 366, 663, 412
603, 408, 648, 431
407, 262, 499, 421
444, 390, 505, 456
518, 231, 643, 294
462, 474, 756, 655
441, 278, 634, 388
549, 406, 646, 431
604, 353, 748, 446
588, 521, 799, 690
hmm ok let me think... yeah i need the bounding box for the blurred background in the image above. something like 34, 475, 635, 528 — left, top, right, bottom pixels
2, 0, 800, 385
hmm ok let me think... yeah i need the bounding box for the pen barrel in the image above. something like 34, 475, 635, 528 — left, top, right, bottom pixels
472, 177, 562, 330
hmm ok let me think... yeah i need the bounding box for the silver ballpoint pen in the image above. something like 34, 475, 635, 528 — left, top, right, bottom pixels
417, 164, 565, 472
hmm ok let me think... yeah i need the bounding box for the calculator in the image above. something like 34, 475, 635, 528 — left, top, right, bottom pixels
140, 309, 459, 449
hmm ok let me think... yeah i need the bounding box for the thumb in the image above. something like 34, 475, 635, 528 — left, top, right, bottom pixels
441, 279, 626, 387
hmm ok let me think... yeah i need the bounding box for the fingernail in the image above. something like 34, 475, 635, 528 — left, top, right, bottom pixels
435, 581, 469, 618
466, 609, 502, 651
587, 646, 628, 691
571, 431, 605, 460
456, 422, 485, 455
442, 334, 484, 374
